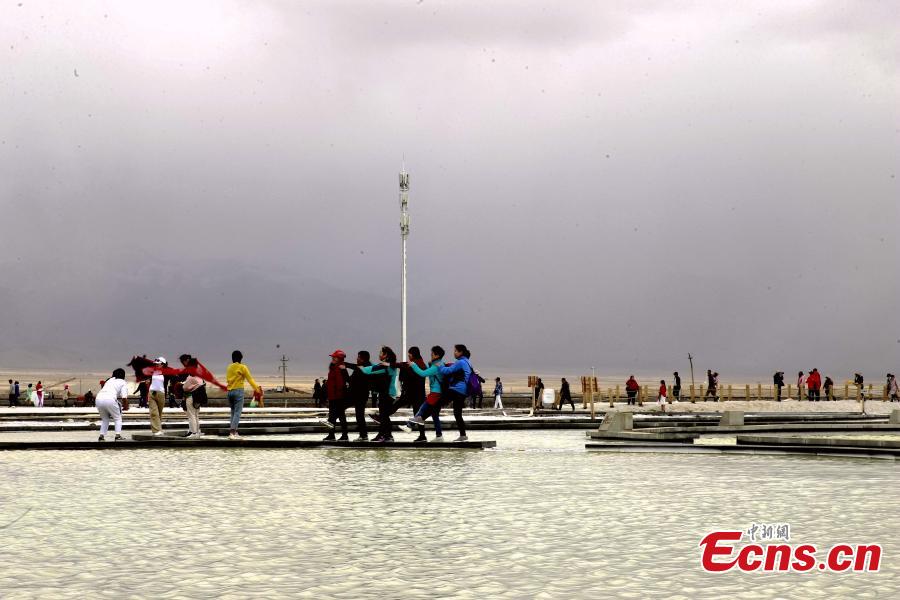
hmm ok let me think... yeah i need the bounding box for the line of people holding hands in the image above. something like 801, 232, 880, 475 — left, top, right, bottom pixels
320, 343, 476, 443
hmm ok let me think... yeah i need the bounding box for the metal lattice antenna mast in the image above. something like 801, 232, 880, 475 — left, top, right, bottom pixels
399, 162, 410, 355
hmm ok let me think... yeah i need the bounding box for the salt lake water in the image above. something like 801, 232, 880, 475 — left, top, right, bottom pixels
0, 430, 897, 598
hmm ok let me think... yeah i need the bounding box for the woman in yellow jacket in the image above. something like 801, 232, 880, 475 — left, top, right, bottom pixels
226, 350, 262, 439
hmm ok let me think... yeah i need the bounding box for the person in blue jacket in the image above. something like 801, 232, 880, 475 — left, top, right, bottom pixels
438, 344, 472, 442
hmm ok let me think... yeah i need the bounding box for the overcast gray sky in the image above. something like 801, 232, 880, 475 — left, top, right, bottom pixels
1, 0, 897, 378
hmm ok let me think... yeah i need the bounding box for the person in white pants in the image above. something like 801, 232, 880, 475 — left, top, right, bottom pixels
492, 377, 507, 415
96, 369, 129, 442
182, 372, 205, 437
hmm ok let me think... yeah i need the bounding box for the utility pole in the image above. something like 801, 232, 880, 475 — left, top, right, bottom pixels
399, 163, 410, 354
688, 353, 695, 391
278, 354, 289, 391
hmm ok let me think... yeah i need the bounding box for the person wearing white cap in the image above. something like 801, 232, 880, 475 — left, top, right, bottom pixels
148, 357, 168, 435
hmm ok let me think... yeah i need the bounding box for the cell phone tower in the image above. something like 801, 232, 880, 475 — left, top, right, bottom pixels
399, 163, 410, 356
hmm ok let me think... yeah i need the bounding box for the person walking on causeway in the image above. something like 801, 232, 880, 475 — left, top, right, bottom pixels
557, 378, 574, 411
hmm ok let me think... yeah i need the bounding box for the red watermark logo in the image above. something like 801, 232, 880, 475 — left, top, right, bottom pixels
700, 524, 881, 573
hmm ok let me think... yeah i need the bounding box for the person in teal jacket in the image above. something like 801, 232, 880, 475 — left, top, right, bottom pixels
437, 344, 472, 442
346, 346, 398, 442
407, 345, 446, 442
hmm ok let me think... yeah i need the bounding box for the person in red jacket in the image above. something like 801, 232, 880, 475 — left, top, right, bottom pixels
322, 350, 351, 441
625, 376, 640, 405
657, 380, 668, 413
807, 368, 822, 402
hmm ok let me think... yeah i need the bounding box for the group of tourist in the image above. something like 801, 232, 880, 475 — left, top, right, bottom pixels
318, 343, 477, 444
94, 350, 262, 441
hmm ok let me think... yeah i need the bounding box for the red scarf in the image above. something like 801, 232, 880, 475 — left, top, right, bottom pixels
142, 361, 227, 391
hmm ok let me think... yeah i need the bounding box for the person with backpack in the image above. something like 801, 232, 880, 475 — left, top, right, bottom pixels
438, 344, 473, 442
823, 376, 835, 400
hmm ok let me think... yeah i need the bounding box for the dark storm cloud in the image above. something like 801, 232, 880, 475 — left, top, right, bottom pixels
0, 0, 897, 378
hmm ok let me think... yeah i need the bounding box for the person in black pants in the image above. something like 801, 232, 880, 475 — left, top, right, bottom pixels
322, 350, 351, 441
437, 344, 473, 442
392, 348, 423, 415
393, 347, 428, 441
312, 379, 323, 408
347, 351, 372, 441
672, 372, 681, 402
556, 378, 574, 411
347, 346, 398, 443
469, 371, 486, 408
704, 370, 717, 401
773, 371, 785, 402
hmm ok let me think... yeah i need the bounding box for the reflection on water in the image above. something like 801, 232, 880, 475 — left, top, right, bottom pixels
0, 430, 898, 598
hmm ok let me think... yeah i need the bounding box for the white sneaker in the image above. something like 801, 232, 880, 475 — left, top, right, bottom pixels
319, 419, 335, 430
228, 433, 237, 440
453, 435, 468, 442
397, 423, 411, 433
194, 432, 204, 437
429, 435, 444, 443
153, 431, 164, 436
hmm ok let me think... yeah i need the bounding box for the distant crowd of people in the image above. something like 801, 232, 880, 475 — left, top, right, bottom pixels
7, 379, 63, 407
525, 368, 900, 415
